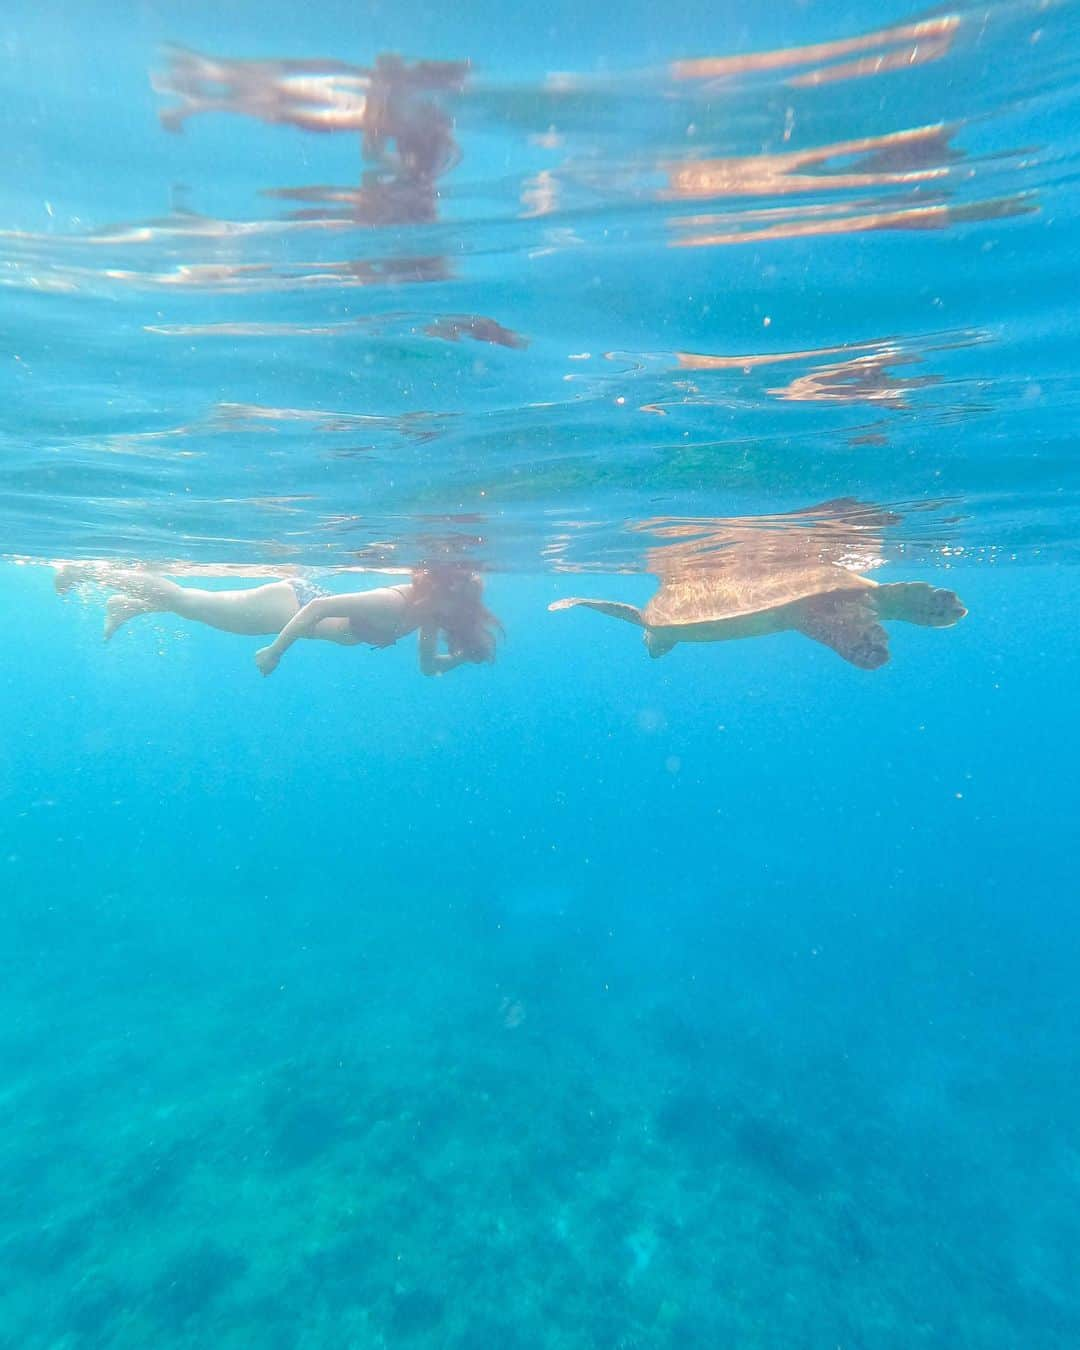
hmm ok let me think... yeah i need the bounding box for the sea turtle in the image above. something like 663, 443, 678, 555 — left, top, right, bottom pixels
548, 499, 966, 668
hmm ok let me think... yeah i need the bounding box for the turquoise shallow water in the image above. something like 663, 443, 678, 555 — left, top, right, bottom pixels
3, 2, 1080, 1347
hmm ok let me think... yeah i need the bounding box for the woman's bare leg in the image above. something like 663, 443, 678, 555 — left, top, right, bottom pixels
54, 565, 301, 640
107, 577, 301, 640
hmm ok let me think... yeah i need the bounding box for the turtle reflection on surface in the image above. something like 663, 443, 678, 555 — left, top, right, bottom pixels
549, 499, 966, 669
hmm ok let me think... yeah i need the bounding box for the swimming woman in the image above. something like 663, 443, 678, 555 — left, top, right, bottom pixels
54, 563, 502, 677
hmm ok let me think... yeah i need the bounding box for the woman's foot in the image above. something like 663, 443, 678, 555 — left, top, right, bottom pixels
53, 563, 87, 595
104, 594, 152, 641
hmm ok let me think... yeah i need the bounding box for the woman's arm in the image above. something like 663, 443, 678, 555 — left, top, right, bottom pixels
255, 587, 412, 675
417, 626, 469, 677
255, 596, 339, 674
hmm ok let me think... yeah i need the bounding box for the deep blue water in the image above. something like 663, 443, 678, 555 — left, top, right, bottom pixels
3, 2, 1080, 1347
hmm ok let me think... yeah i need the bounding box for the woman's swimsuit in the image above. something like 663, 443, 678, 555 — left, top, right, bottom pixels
289, 578, 412, 649
289, 578, 326, 610
350, 583, 412, 648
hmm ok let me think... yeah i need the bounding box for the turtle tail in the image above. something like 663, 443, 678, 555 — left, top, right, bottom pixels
548, 597, 645, 626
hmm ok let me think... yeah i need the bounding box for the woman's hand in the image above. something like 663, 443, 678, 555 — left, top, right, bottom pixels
255, 645, 281, 677
418, 626, 469, 676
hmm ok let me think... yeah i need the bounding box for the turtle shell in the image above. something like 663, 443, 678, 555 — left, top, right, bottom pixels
641, 559, 874, 627
636, 504, 886, 627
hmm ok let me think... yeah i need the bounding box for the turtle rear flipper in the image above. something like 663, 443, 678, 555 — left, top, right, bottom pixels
873, 582, 967, 627
548, 597, 645, 626
794, 592, 890, 669
644, 630, 676, 659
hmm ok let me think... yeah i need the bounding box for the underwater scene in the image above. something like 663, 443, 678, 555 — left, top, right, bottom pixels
2, 0, 1080, 1346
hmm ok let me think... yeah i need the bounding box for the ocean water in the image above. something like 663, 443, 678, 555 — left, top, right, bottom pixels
2, 2, 1080, 1347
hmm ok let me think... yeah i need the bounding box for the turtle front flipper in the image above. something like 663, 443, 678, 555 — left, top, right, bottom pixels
793, 592, 890, 669
872, 582, 967, 627
548, 597, 645, 626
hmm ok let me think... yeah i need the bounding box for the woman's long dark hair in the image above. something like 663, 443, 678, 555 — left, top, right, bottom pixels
411, 564, 503, 663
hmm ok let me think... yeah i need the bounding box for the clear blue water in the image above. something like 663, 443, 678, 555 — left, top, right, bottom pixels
2, 2, 1079, 1346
